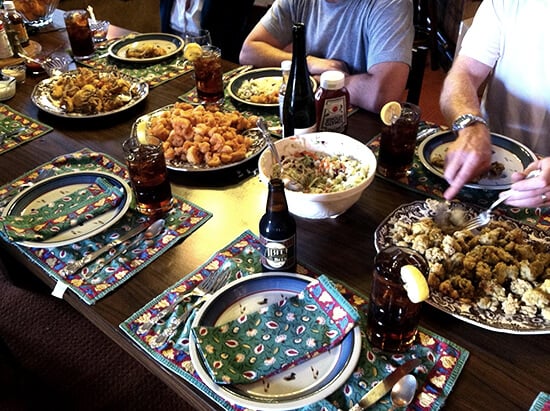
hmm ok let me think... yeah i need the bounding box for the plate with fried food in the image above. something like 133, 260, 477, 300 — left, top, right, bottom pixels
375, 199, 550, 334
418, 130, 538, 190
132, 102, 266, 172
227, 67, 317, 108
108, 33, 184, 63
31, 67, 149, 118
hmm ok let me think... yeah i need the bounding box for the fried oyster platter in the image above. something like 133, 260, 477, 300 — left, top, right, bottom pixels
31, 68, 149, 118
375, 199, 550, 333
133, 102, 266, 171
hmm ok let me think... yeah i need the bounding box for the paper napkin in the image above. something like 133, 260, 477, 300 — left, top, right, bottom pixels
192, 275, 360, 384
1, 177, 123, 241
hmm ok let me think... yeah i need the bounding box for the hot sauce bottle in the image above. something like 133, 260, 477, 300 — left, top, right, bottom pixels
315, 70, 350, 133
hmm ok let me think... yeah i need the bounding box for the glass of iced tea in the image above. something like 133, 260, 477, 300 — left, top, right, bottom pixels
366, 245, 428, 353
122, 135, 173, 216
193, 45, 224, 105
377, 102, 421, 179
64, 9, 95, 60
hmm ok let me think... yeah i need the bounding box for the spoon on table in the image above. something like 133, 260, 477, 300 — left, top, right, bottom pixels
389, 374, 417, 410
83, 219, 166, 281
256, 117, 303, 191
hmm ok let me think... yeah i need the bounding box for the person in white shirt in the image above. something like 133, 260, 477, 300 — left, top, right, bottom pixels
160, 0, 254, 62
439, 0, 550, 207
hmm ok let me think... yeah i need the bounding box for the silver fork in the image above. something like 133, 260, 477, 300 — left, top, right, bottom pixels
462, 169, 541, 231
461, 192, 513, 231
146, 266, 232, 348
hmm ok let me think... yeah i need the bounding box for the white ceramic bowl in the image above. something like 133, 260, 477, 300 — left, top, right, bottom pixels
258, 132, 377, 219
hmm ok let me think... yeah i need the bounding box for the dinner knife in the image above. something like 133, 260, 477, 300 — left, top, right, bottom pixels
58, 221, 151, 277
348, 358, 421, 411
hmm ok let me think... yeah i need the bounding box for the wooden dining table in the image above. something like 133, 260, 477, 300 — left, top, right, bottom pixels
0, 10, 548, 411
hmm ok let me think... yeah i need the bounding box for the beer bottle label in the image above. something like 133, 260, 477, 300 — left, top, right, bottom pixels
260, 234, 296, 270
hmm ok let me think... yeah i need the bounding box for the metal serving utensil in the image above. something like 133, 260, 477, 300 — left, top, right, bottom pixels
147, 265, 232, 348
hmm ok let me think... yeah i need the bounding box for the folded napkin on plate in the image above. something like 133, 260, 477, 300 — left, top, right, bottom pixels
0, 177, 123, 241
192, 275, 360, 384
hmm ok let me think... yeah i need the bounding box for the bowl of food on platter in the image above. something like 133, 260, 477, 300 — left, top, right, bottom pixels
258, 132, 377, 219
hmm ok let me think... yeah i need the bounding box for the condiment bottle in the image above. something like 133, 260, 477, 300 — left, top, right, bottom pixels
278, 59, 291, 125
0, 21, 13, 59
2, 1, 29, 47
259, 178, 297, 272
282, 22, 316, 137
315, 70, 350, 133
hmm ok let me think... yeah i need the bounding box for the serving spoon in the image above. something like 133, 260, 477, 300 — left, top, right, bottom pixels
390, 374, 417, 410
256, 117, 303, 191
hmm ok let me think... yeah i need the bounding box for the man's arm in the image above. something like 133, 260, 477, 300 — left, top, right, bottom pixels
439, 55, 494, 200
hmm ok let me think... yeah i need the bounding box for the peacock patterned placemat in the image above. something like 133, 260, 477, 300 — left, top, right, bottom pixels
0, 104, 52, 155
0, 149, 212, 304
121, 230, 469, 411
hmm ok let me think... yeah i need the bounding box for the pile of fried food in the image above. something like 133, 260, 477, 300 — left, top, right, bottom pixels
389, 204, 550, 322
125, 43, 168, 59
48, 68, 137, 114
236, 76, 282, 104
146, 102, 258, 167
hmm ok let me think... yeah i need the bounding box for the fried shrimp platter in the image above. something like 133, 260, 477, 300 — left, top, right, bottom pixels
145, 102, 259, 168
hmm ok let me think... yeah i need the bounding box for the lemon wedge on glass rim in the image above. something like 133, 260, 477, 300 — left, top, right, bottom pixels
183, 42, 203, 61
400, 264, 430, 303
380, 101, 402, 125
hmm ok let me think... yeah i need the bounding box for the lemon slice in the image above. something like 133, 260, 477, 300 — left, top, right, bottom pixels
380, 101, 402, 125
184, 42, 203, 61
400, 264, 430, 303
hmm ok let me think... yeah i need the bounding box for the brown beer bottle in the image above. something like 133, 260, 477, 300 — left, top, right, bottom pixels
259, 178, 297, 272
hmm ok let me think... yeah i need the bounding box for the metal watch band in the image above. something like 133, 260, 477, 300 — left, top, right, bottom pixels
451, 113, 488, 132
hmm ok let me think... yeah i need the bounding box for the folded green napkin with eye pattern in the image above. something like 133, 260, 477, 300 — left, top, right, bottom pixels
192, 275, 360, 385
0, 177, 123, 241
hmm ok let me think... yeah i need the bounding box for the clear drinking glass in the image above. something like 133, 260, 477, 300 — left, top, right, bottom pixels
122, 135, 173, 216
366, 245, 428, 353
64, 9, 95, 60
192, 45, 224, 105
377, 102, 421, 179
184, 29, 212, 46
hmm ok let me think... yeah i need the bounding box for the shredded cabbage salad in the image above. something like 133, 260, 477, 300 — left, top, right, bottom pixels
275, 150, 368, 193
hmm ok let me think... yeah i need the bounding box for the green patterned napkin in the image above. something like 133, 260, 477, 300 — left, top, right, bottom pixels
1, 177, 123, 241
192, 274, 360, 384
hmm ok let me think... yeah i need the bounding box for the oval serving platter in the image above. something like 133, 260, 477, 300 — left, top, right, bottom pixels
418, 130, 538, 190
31, 70, 149, 119
375, 200, 550, 334
132, 104, 266, 173
108, 33, 184, 63
189, 272, 362, 410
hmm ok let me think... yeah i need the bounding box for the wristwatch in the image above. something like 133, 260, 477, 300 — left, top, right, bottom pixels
451, 113, 488, 132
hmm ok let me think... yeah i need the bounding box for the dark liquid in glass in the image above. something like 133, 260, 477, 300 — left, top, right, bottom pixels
194, 48, 223, 103
366, 246, 427, 353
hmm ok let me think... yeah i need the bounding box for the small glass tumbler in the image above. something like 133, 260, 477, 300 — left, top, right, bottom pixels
377, 102, 421, 179
193, 45, 224, 105
64, 9, 95, 60
122, 135, 173, 216
366, 245, 428, 353
184, 29, 212, 46
89, 19, 110, 43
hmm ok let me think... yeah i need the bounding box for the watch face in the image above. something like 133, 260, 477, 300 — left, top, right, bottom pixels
452, 114, 487, 132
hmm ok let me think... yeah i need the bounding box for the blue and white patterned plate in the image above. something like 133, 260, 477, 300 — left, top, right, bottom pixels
189, 272, 361, 410
418, 130, 538, 190
375, 200, 550, 334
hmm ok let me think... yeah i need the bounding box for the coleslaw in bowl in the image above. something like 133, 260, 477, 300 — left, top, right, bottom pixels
258, 132, 377, 219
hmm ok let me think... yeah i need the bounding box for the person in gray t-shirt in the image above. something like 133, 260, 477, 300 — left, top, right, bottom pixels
239, 0, 414, 113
